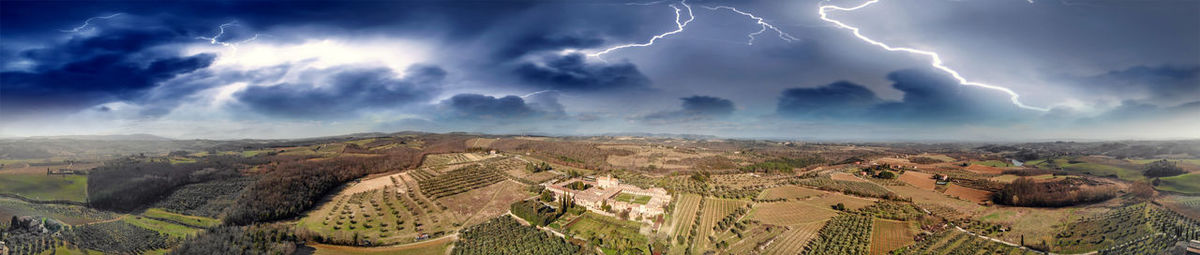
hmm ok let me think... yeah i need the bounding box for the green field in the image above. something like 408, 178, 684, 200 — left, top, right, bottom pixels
0, 174, 87, 202
614, 192, 652, 205
564, 212, 648, 254
1061, 162, 1143, 181
142, 208, 221, 228
1156, 173, 1200, 195
971, 160, 1013, 167
1028, 158, 1144, 181
122, 216, 202, 238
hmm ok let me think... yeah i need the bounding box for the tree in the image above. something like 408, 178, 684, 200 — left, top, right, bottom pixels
1144, 160, 1185, 178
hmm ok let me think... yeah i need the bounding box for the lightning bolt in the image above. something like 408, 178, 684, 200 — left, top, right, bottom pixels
818, 0, 1049, 111
196, 21, 262, 50
521, 90, 559, 98
60, 13, 122, 33
588, 0, 695, 58
703, 6, 798, 45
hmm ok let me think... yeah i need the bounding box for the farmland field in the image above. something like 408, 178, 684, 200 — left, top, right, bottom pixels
757, 185, 823, 201
869, 219, 915, 254
310, 237, 453, 255
897, 171, 935, 190
0, 174, 87, 202
668, 193, 702, 254
762, 220, 826, 254
142, 208, 220, 228
1156, 172, 1200, 195
693, 197, 748, 252
0, 197, 115, 225
802, 213, 873, 255
750, 201, 836, 226
943, 184, 992, 203
122, 215, 202, 238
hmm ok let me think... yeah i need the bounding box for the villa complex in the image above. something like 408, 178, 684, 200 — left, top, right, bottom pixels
545, 175, 671, 222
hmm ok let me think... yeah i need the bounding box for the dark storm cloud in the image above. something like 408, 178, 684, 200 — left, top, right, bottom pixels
777, 81, 881, 119
0, 26, 214, 119
436, 93, 562, 121
1, 1, 536, 38
639, 95, 736, 123
777, 69, 1027, 124
513, 53, 652, 92
234, 65, 445, 119
1075, 65, 1200, 105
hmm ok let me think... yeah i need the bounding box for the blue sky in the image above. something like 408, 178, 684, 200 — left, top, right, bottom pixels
1, 0, 1197, 140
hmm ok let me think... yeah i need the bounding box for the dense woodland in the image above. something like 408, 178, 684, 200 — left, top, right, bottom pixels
88, 155, 266, 211
225, 135, 468, 225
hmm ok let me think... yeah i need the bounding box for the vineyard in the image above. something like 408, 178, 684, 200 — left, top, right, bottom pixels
801, 213, 873, 255
452, 215, 579, 255
750, 201, 837, 226
415, 164, 505, 199
796, 176, 899, 200
869, 219, 915, 254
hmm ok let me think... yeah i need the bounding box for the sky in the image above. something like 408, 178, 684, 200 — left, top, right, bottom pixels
1, 0, 1197, 141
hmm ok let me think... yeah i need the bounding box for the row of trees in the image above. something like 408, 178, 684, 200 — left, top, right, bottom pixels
170, 224, 301, 255
739, 156, 826, 174
992, 178, 1116, 207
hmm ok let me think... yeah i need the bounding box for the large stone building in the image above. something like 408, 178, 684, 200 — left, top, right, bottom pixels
545, 175, 671, 222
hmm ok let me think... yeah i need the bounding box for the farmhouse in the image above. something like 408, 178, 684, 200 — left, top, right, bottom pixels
545, 175, 670, 222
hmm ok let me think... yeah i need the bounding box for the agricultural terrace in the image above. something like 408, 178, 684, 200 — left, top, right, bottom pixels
299, 172, 457, 246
